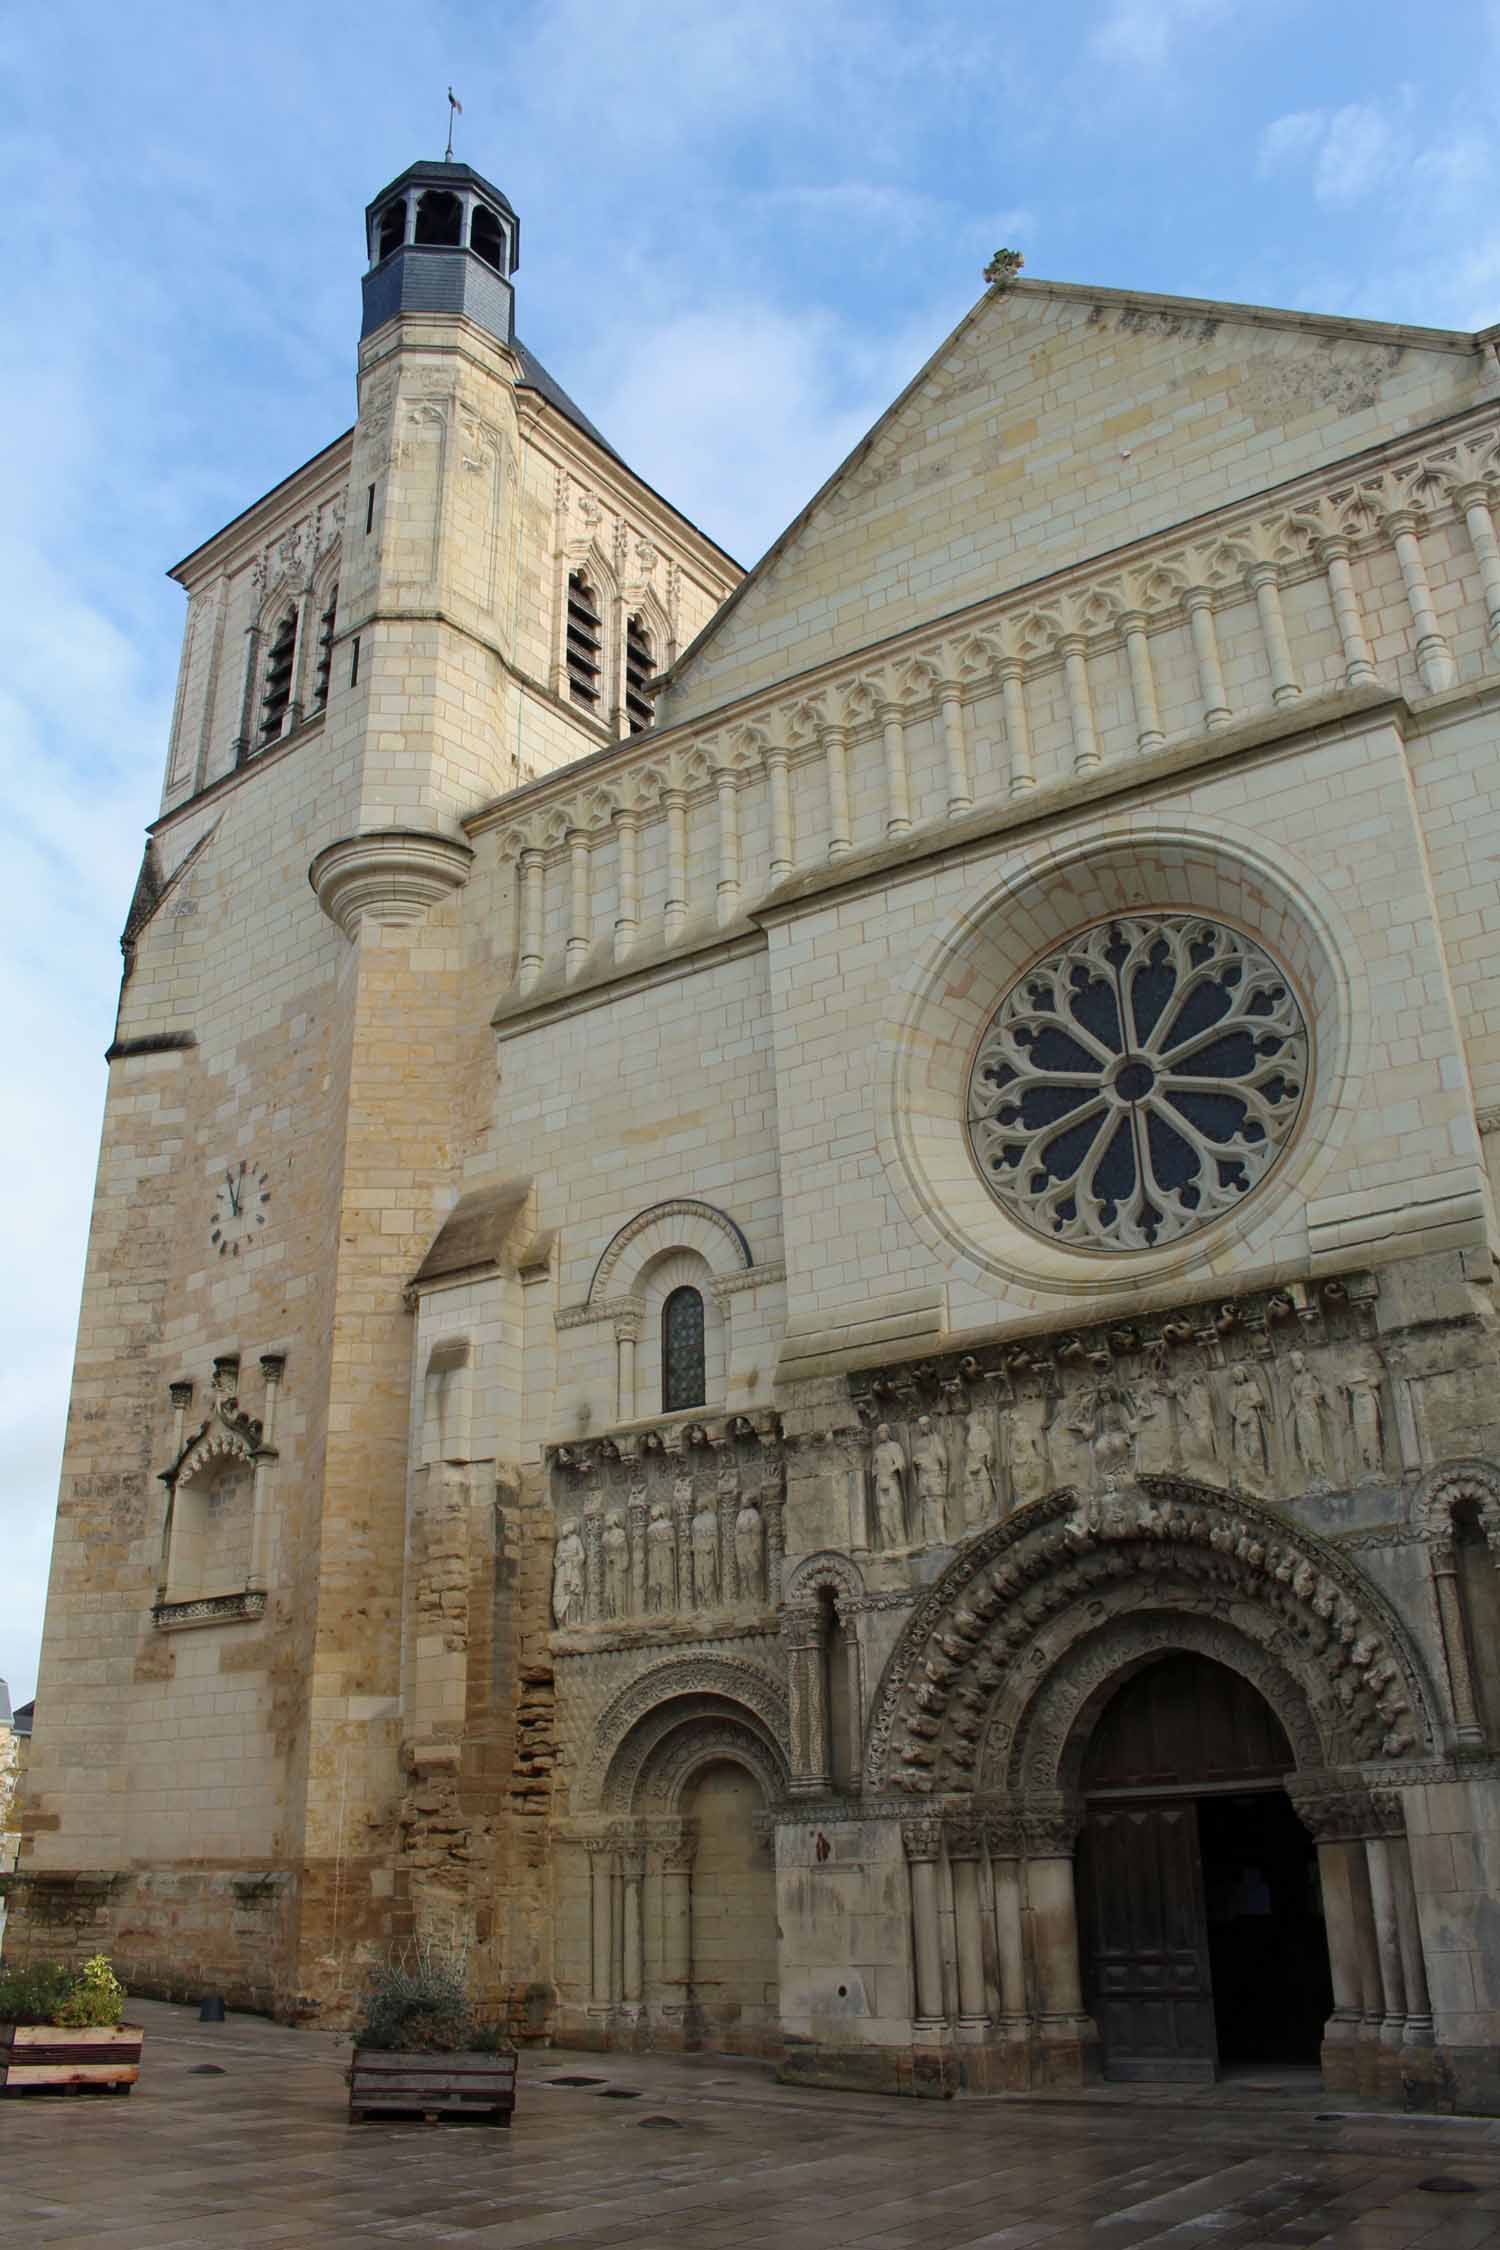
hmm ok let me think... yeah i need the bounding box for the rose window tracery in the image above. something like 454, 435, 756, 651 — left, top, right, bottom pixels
966, 914, 1308, 1252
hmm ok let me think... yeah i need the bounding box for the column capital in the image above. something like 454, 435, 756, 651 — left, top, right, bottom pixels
900, 1817, 945, 1864
1018, 1791, 1083, 1855
168, 1379, 195, 1410
944, 1810, 985, 1862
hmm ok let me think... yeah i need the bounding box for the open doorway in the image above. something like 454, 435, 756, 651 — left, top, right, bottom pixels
1075, 1653, 1332, 2080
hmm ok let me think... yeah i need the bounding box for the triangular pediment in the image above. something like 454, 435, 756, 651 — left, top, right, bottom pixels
660, 278, 1486, 728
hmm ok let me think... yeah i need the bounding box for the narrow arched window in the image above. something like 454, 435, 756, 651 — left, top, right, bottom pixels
376, 201, 406, 261
313, 583, 338, 711
566, 572, 602, 710
625, 614, 655, 734
259, 610, 297, 745
470, 206, 504, 271
414, 189, 463, 246
662, 1286, 706, 1412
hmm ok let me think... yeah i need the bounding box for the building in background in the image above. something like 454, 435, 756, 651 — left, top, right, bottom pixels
8, 152, 1500, 2110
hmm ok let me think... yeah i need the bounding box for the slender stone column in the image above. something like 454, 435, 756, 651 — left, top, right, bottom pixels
1184, 588, 1231, 730
766, 747, 794, 880
1347, 1834, 1385, 2044
1386, 508, 1457, 692
614, 811, 640, 960
663, 787, 688, 941
998, 659, 1035, 793
233, 621, 262, 764
988, 1821, 1029, 2030
1023, 1796, 1088, 2045
659, 1829, 697, 2007
1314, 1840, 1366, 2049
1248, 564, 1301, 705
1432, 1542, 1486, 1750
1365, 1834, 1408, 2046
939, 682, 973, 815
1059, 636, 1101, 774
1458, 482, 1500, 660
1120, 612, 1164, 751
615, 1319, 637, 1425
1317, 535, 1378, 688
714, 771, 742, 922
517, 847, 544, 992
879, 703, 912, 837
781, 1602, 830, 1794
566, 828, 591, 979
621, 1847, 646, 2008
1388, 1833, 1434, 2046
822, 720, 853, 859
249, 1354, 284, 1591
843, 1623, 864, 1787
902, 1822, 947, 2032
168, 1381, 194, 1458
947, 1822, 989, 2032
587, 1839, 614, 2009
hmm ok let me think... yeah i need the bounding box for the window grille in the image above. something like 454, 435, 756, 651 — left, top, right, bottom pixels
625, 614, 655, 734
258, 611, 297, 745
662, 1286, 706, 1412
566, 573, 602, 711
313, 584, 338, 710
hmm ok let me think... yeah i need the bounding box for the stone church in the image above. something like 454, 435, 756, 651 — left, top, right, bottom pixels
10, 150, 1500, 2111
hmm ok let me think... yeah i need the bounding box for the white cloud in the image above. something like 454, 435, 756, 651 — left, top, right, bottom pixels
1089, 0, 1233, 70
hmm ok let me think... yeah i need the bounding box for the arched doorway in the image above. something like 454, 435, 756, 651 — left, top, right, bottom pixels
684, 1758, 778, 2053
1075, 1653, 1333, 2080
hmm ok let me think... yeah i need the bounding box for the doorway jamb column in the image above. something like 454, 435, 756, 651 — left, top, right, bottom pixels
986, 1813, 1029, 2036
1290, 1775, 1372, 2076
901, 1820, 948, 2035
621, 1844, 646, 2014
585, 1835, 614, 2016
1022, 1795, 1091, 2055
781, 1601, 831, 1795
1431, 1538, 1486, 1751
656, 1823, 697, 2040
1388, 1829, 1434, 2048
946, 1815, 989, 2035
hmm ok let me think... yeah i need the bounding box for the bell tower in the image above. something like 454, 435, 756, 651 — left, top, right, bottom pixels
361, 162, 520, 348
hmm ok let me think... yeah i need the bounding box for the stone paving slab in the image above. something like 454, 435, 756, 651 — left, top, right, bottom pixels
6, 2002, 1500, 2250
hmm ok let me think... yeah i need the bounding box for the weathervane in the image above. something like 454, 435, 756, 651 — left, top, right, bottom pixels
444, 86, 462, 163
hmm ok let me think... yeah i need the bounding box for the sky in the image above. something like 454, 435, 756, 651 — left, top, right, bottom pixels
0, 0, 1495, 1708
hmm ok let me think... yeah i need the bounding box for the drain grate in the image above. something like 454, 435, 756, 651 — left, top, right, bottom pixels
545, 2074, 607, 2087
1418, 2179, 1478, 2195
638, 2114, 683, 2129
187, 2064, 227, 2076
598, 2086, 642, 2098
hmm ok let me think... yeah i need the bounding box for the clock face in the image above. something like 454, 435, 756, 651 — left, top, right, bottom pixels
211, 1159, 270, 1257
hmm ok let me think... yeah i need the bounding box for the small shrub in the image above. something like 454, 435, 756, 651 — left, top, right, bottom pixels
54, 1955, 127, 2030
353, 1939, 514, 2055
0, 1955, 125, 2029
983, 247, 1025, 289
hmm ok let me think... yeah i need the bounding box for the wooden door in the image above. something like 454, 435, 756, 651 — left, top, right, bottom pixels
1078, 1799, 1217, 2080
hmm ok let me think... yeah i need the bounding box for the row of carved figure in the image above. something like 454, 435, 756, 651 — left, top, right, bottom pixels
552, 1470, 783, 1629
861, 1344, 1390, 1552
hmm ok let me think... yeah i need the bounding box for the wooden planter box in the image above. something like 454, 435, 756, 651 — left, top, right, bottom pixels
0, 2023, 143, 2094
348, 2045, 517, 2125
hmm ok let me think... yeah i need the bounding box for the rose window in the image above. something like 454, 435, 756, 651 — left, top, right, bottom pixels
966, 914, 1308, 1251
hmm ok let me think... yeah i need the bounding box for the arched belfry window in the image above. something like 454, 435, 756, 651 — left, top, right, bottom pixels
625, 613, 655, 734
661, 1286, 706, 1412
414, 189, 463, 246
566, 572, 603, 711
313, 583, 338, 711
376, 201, 406, 261
259, 610, 297, 745
470, 205, 505, 270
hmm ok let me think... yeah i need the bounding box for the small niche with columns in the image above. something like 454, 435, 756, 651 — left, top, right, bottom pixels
153, 1352, 285, 1629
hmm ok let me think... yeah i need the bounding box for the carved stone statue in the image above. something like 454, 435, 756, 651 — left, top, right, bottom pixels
1344, 1363, 1385, 1477
872, 1422, 907, 1549
1229, 1364, 1271, 1484
646, 1501, 677, 1613
1286, 1350, 1329, 1482
551, 1522, 586, 1628
1006, 1403, 1047, 1505
910, 1414, 950, 1546
735, 1497, 766, 1603
961, 1408, 998, 1530
602, 1510, 629, 1619
691, 1497, 722, 1608
1179, 1369, 1217, 1470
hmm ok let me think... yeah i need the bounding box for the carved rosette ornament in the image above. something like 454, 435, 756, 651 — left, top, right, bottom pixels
863, 1476, 1435, 1797
967, 914, 1307, 1251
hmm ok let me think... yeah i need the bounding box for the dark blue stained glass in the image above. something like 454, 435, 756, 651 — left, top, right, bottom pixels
662, 1286, 706, 1412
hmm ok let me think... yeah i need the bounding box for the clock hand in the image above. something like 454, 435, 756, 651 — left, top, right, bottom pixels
225, 1167, 240, 1216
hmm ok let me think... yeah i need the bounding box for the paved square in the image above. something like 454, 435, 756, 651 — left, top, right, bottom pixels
7, 2001, 1500, 2249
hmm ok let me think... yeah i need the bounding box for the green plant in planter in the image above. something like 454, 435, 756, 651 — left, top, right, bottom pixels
353, 1939, 512, 2055
0, 1954, 126, 2028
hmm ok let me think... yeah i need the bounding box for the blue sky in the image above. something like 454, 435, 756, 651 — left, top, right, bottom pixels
1, 0, 1495, 1706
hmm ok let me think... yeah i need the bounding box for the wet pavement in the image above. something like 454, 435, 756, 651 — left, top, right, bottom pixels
7, 1999, 1500, 2248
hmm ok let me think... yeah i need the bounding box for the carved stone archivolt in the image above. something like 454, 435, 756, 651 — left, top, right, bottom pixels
548, 1414, 785, 1639
580, 1654, 791, 1815
844, 1272, 1396, 1556
863, 1474, 1440, 1795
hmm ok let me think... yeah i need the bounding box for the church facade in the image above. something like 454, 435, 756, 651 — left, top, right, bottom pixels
10, 155, 1500, 2110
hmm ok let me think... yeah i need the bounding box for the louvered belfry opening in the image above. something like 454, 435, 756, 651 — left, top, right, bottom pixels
313, 584, 338, 710
625, 613, 655, 734
566, 572, 602, 710
259, 611, 297, 745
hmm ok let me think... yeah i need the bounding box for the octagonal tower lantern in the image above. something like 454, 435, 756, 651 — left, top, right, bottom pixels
361, 159, 520, 346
